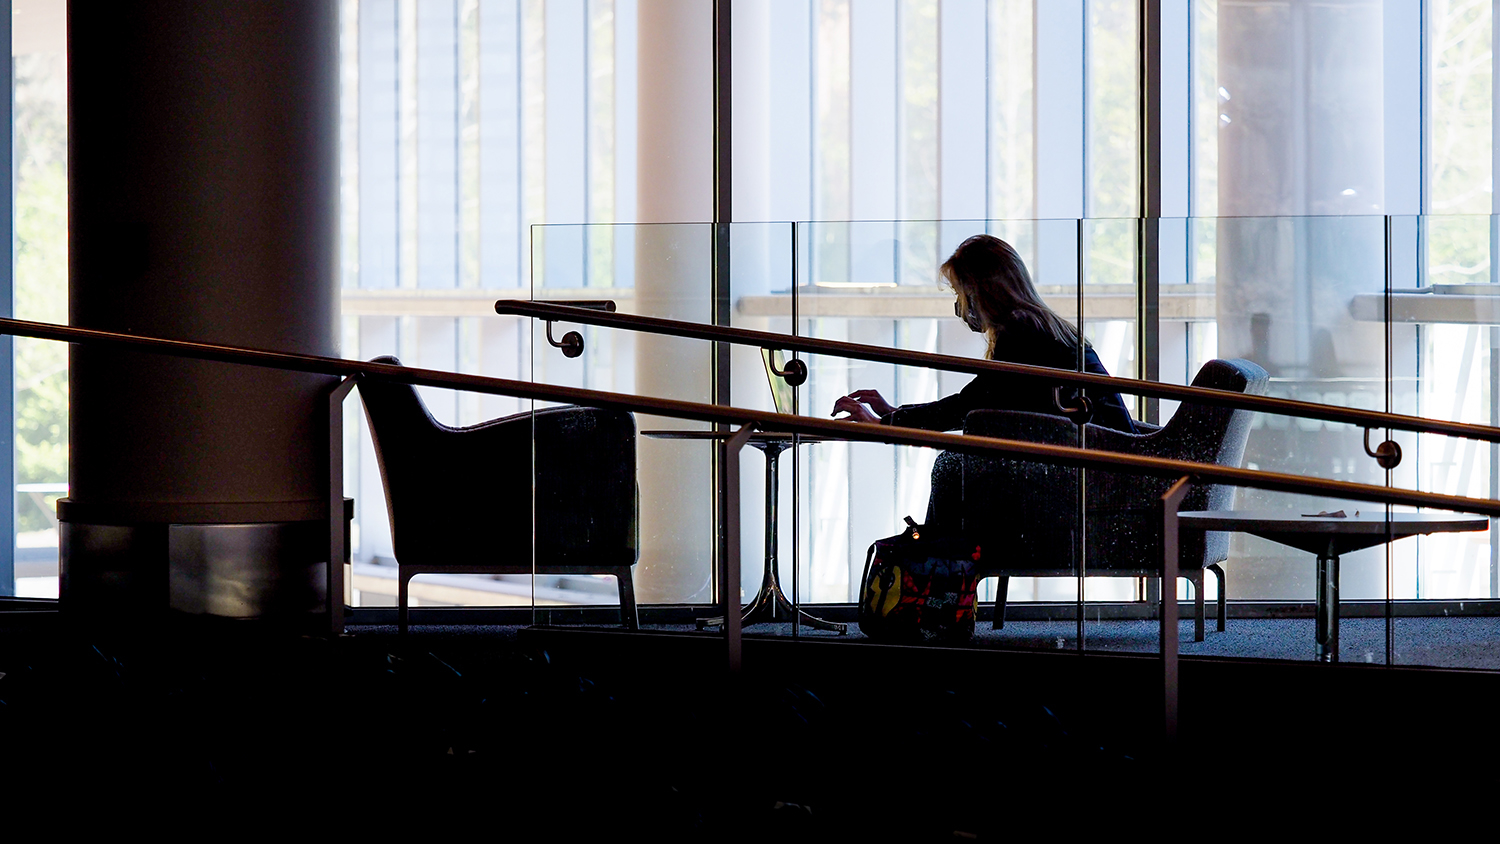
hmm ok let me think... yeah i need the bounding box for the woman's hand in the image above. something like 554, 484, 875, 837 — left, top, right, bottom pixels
845, 389, 895, 417
830, 390, 892, 424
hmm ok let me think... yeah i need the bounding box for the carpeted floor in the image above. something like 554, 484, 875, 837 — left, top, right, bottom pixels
0, 613, 1144, 835
8, 610, 1498, 824
582, 616, 1500, 670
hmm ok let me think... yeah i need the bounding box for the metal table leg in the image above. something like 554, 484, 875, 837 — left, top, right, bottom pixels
1315, 539, 1340, 663
698, 439, 847, 635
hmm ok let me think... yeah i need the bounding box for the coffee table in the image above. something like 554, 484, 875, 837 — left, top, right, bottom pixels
1178, 510, 1488, 662
642, 429, 847, 634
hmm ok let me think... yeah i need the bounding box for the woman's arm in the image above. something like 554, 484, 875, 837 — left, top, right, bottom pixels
832, 386, 972, 430
882, 391, 975, 431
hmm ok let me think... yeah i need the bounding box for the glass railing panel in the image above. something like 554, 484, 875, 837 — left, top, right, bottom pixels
795, 217, 930, 636
518, 221, 821, 630
339, 221, 714, 619
526, 222, 719, 619
789, 218, 1092, 651
1383, 214, 1427, 666
1076, 217, 1152, 654
1003, 218, 1084, 637
1157, 216, 1217, 432
1387, 214, 1500, 668
726, 222, 810, 634
353, 211, 1500, 669
1161, 213, 1397, 663
1204, 213, 1390, 649
794, 215, 897, 617
1141, 216, 1221, 658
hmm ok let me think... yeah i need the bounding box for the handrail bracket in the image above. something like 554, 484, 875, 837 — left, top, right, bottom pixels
1363, 428, 1403, 470
545, 321, 585, 359
767, 352, 807, 387
1053, 386, 1094, 426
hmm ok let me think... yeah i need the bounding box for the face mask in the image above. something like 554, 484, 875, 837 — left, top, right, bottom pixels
954, 298, 985, 333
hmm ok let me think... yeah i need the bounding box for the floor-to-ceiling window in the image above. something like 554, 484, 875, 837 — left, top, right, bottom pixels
12, 1, 1500, 662
729, 0, 1142, 604
11, 0, 67, 599
339, 0, 640, 608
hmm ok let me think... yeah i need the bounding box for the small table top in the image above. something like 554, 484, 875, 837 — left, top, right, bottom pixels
642, 429, 839, 444
1178, 510, 1489, 556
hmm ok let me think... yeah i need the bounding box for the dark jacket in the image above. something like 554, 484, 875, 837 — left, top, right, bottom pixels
880, 312, 1137, 434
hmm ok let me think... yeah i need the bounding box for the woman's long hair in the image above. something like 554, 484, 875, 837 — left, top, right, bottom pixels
940, 234, 1083, 358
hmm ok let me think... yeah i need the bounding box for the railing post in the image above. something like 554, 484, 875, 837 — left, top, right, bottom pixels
1160, 474, 1192, 746
328, 374, 361, 636
722, 423, 756, 672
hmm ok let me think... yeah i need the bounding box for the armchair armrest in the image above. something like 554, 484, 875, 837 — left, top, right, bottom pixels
962, 409, 1078, 445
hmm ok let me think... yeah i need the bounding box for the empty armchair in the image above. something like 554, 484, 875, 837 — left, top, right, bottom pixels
928, 358, 1268, 641
357, 356, 639, 632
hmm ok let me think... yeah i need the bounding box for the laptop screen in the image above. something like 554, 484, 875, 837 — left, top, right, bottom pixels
760, 348, 797, 415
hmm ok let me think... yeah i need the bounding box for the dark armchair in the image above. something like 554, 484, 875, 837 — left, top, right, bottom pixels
357, 356, 639, 632
926, 358, 1268, 641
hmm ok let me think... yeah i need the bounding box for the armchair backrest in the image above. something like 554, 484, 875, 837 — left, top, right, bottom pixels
356, 356, 638, 567
1083, 358, 1268, 512
952, 358, 1268, 570
1090, 358, 1268, 568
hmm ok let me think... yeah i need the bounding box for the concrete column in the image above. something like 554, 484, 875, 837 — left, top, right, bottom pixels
633, 0, 714, 603
64, 1, 340, 621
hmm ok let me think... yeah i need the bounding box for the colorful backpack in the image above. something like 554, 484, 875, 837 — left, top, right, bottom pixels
858, 517, 982, 644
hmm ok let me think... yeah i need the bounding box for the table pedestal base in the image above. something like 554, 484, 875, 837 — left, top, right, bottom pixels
696, 438, 846, 635
696, 574, 847, 634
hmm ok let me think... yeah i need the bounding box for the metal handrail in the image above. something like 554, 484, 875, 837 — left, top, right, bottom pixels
5, 315, 1497, 517
494, 299, 1500, 446
14, 313, 1496, 741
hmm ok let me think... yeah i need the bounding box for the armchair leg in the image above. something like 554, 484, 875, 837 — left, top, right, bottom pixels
399, 566, 414, 635
615, 568, 639, 630
1208, 563, 1227, 632
992, 576, 1010, 630
1188, 571, 1204, 643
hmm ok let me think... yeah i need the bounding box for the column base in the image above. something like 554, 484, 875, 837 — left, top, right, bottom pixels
61, 518, 335, 622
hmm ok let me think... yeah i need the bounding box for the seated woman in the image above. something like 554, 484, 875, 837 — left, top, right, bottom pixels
831, 234, 1136, 433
